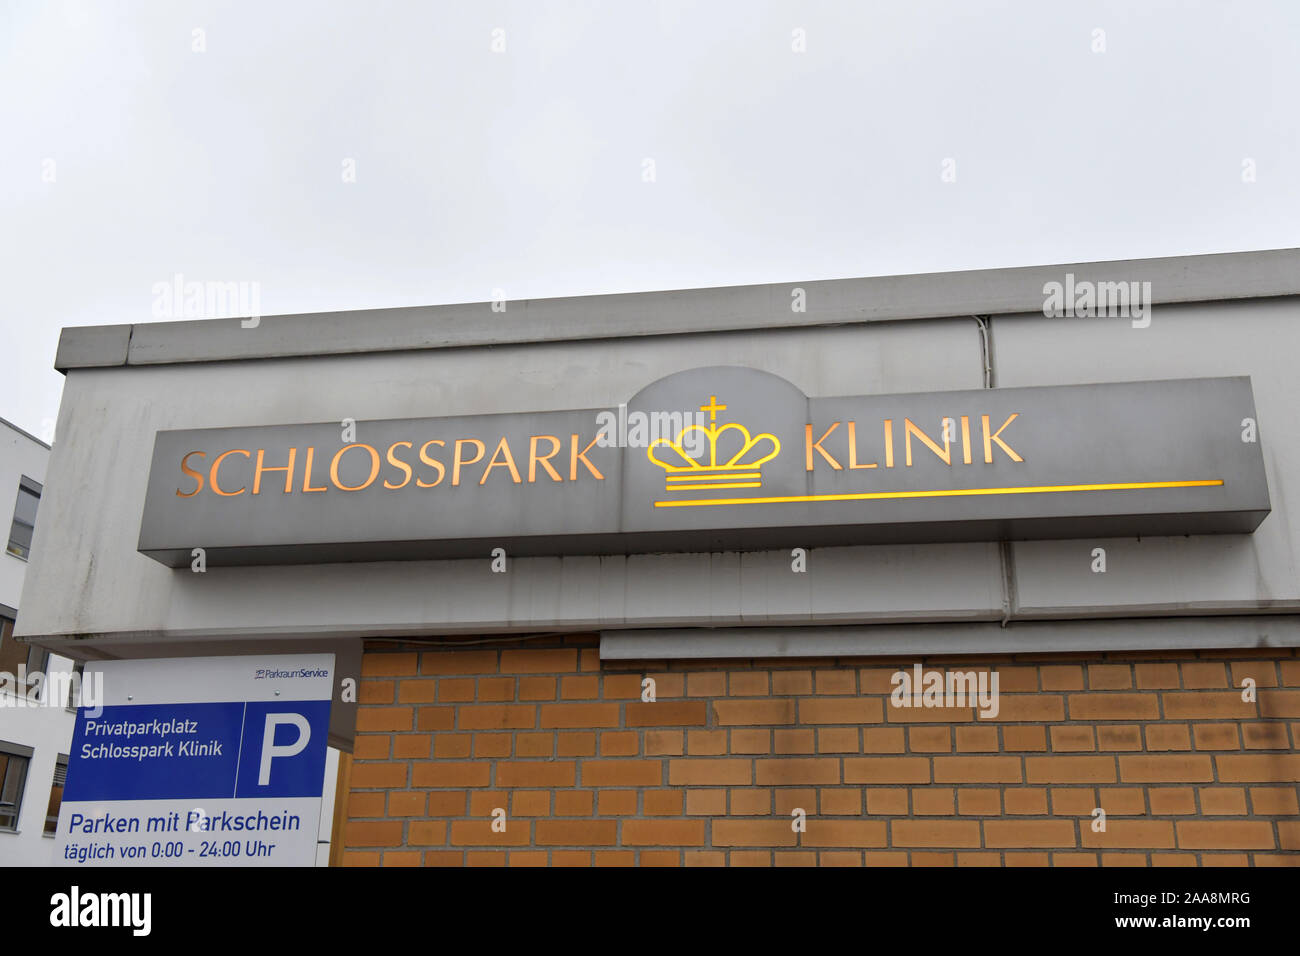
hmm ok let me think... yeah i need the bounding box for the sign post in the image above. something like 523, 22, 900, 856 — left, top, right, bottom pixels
55, 654, 333, 867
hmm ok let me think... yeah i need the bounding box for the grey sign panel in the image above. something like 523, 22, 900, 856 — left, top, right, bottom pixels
138, 369, 1270, 567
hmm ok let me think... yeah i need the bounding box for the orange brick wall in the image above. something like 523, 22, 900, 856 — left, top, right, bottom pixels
341, 636, 1300, 866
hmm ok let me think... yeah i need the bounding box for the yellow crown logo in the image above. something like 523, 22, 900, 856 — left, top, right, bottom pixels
647, 395, 781, 492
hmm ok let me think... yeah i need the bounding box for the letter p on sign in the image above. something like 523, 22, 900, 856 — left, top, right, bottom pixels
259, 712, 311, 785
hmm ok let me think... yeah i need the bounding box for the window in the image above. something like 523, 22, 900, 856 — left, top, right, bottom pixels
66, 660, 85, 711
6, 476, 41, 560
0, 613, 18, 675
0, 741, 33, 832
0, 609, 47, 696
43, 755, 67, 836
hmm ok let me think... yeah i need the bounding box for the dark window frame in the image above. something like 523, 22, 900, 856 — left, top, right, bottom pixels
0, 607, 49, 698
6, 476, 42, 561
42, 754, 68, 837
66, 660, 85, 711
0, 740, 34, 833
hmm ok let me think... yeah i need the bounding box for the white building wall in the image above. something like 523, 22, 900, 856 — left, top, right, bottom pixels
0, 670, 76, 865
0, 417, 76, 866
0, 419, 48, 608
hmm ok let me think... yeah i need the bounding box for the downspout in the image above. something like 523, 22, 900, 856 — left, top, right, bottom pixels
973, 315, 1016, 628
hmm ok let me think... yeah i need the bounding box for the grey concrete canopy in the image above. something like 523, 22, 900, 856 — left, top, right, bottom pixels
54, 248, 1300, 372
21, 246, 1300, 663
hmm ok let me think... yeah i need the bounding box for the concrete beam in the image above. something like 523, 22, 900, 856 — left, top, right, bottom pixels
599, 616, 1300, 659
54, 248, 1300, 372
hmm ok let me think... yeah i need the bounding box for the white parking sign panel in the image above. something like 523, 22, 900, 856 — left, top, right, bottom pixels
54, 654, 334, 867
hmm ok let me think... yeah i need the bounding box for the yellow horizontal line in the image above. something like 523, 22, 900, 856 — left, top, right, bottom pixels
659, 467, 764, 474
668, 482, 764, 491
653, 479, 1224, 508
666, 472, 761, 482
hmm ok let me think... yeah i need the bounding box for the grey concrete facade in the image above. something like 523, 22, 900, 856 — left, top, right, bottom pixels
52, 248, 1300, 372
18, 248, 1300, 662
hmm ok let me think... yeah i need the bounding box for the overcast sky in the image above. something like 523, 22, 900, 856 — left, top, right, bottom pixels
2, 0, 1298, 441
